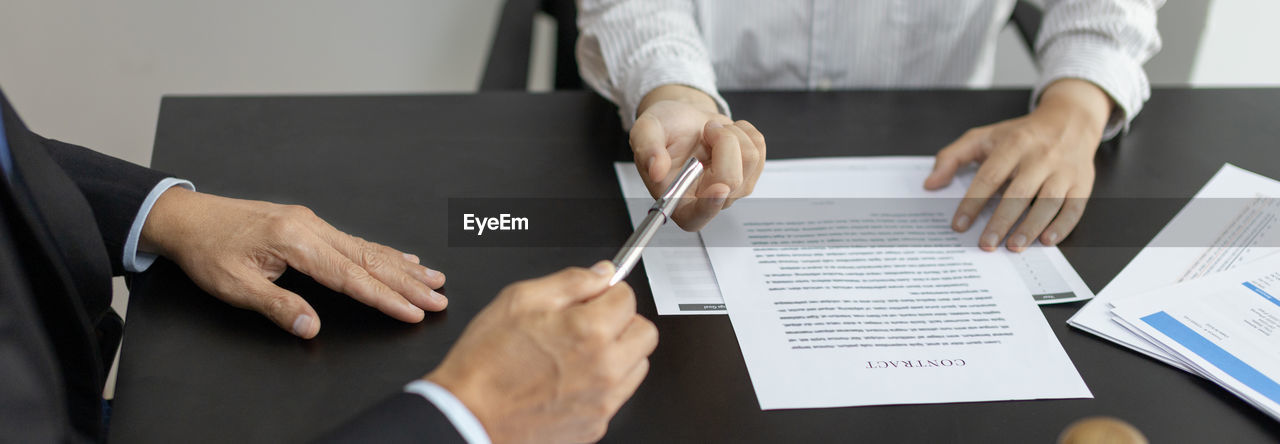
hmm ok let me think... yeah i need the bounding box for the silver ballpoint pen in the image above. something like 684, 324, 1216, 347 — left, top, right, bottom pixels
610, 157, 705, 286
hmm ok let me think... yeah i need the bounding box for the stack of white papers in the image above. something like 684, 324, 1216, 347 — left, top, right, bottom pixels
1109, 256, 1280, 420
1069, 164, 1280, 419
1069, 164, 1280, 367
615, 157, 1093, 410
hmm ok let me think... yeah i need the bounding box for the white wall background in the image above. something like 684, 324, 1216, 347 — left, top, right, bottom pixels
1, 0, 1277, 396
0, 0, 505, 167
1190, 0, 1280, 86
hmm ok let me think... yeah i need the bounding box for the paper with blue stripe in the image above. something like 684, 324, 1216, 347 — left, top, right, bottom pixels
1110, 255, 1280, 421
1140, 311, 1280, 405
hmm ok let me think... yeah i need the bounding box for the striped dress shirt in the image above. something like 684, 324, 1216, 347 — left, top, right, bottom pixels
576, 0, 1163, 139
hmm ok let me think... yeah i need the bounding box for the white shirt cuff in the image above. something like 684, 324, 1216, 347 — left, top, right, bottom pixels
623, 61, 731, 129
404, 380, 492, 444
123, 178, 195, 273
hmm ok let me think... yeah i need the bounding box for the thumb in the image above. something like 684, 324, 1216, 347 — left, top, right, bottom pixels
245, 278, 321, 339
925, 130, 985, 190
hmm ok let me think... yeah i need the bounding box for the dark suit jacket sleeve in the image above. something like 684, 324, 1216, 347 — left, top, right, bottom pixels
315, 392, 467, 444
38, 137, 170, 275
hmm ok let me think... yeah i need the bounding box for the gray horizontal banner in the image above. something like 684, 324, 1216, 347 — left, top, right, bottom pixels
446, 197, 1280, 248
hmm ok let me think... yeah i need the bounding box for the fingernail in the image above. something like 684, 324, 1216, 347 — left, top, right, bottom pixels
1010, 234, 1027, 249
429, 289, 447, 304
406, 301, 425, 318
955, 214, 971, 230
424, 268, 443, 281
708, 121, 723, 129
981, 232, 999, 249
1046, 232, 1059, 245
590, 260, 614, 276
403, 253, 420, 264
292, 314, 313, 337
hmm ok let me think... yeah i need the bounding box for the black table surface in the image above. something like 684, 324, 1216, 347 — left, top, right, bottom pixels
111, 89, 1280, 443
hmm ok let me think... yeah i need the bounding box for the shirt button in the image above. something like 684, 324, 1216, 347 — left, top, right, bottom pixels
817, 78, 833, 91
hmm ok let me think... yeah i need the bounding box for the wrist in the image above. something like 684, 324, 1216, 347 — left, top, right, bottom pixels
1034, 79, 1112, 137
138, 186, 203, 258
424, 370, 495, 437
405, 379, 493, 444
637, 84, 720, 117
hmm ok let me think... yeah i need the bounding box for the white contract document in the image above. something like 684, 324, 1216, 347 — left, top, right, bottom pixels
699, 178, 1091, 409
616, 157, 1094, 315
1068, 164, 1280, 370
1110, 254, 1280, 420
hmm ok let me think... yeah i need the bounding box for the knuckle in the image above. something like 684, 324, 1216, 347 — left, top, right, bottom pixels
502, 281, 535, 303
562, 268, 598, 290
358, 243, 385, 271
263, 294, 290, 319
339, 261, 370, 287
958, 196, 985, 211
638, 316, 659, 341
962, 127, 988, 140
508, 280, 536, 296
266, 206, 318, 239
726, 175, 745, 191
1035, 196, 1066, 211
972, 173, 1006, 190
1005, 127, 1035, 146
1004, 184, 1038, 199
1037, 184, 1068, 200
1040, 146, 1064, 163
987, 214, 1016, 230
282, 204, 316, 222
567, 267, 595, 281
991, 206, 1024, 225
265, 213, 301, 237
596, 363, 624, 387
575, 318, 611, 342
585, 319, 618, 345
